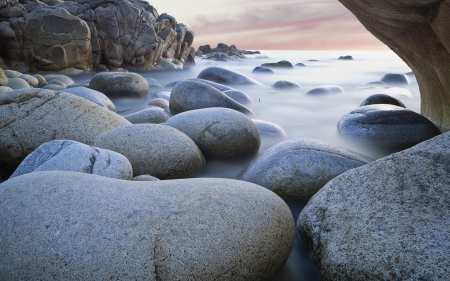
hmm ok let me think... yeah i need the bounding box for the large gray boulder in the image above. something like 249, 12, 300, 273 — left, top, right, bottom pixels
0, 88, 130, 169
222, 90, 253, 105
19, 74, 39, 87
170, 80, 254, 116
89, 72, 149, 97
166, 108, 260, 159
238, 138, 372, 198
197, 67, 263, 86
297, 131, 450, 280
61, 86, 115, 110
0, 171, 295, 280
94, 124, 205, 179
338, 104, 441, 150
380, 73, 411, 86
11, 140, 133, 179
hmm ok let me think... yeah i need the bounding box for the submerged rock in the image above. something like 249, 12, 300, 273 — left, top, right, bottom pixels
272, 80, 302, 90
222, 90, 253, 105
306, 85, 344, 95
380, 73, 411, 86
120, 106, 170, 124
252, 66, 274, 74
197, 67, 262, 86
252, 119, 287, 138
261, 60, 293, 69
43, 74, 74, 86
338, 55, 353, 60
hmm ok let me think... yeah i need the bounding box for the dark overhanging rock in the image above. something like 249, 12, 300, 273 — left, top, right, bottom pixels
338, 0, 450, 131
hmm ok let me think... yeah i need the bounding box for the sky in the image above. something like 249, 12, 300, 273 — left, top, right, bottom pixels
150, 0, 388, 51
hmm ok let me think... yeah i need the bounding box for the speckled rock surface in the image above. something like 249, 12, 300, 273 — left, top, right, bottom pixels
306, 85, 344, 95
19, 74, 39, 87
43, 74, 74, 86
43, 84, 66, 91
94, 124, 205, 179
0, 86, 12, 93
380, 73, 411, 86
272, 80, 302, 90
297, 131, 450, 280
252, 119, 287, 138
0, 88, 130, 169
360, 93, 405, 108
222, 90, 253, 105
89, 72, 149, 97
166, 108, 260, 159
3, 70, 21, 78
237, 138, 372, 198
170, 80, 254, 115
197, 67, 263, 86
120, 106, 170, 124
0, 171, 295, 280
61, 87, 115, 110
132, 174, 160, 181
338, 104, 441, 150
11, 140, 133, 180
148, 98, 170, 113
6, 78, 30, 90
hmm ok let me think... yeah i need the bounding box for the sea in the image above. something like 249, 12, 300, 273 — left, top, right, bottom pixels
74, 50, 419, 280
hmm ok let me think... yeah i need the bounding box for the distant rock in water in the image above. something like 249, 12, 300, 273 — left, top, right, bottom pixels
307, 85, 344, 95
308, 59, 319, 62
380, 73, 411, 86
272, 80, 302, 90
0, 0, 194, 72
252, 66, 274, 74
261, 60, 293, 69
295, 63, 306, 67
197, 43, 245, 58
197, 67, 263, 86
338, 55, 353, 60
244, 50, 261, 55
360, 94, 406, 108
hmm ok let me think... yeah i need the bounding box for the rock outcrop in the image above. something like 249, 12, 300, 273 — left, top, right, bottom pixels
338, 0, 450, 131
0, 0, 194, 72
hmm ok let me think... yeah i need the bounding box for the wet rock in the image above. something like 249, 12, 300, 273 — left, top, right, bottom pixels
365, 81, 386, 86
197, 67, 263, 86
380, 73, 411, 86
61, 87, 115, 110
237, 138, 371, 198
223, 90, 253, 105
272, 80, 302, 90
11, 140, 133, 180
255, 55, 269, 59
120, 106, 170, 124
149, 84, 164, 95
187, 78, 234, 91
0, 88, 130, 169
32, 74, 46, 85
0, 171, 294, 280
298, 131, 450, 280
0, 86, 13, 93
94, 124, 205, 179
360, 94, 405, 108
169, 80, 254, 116
244, 50, 261, 55
132, 174, 160, 181
152, 58, 182, 71
19, 74, 39, 87
261, 60, 293, 69
89, 72, 149, 98
252, 67, 274, 74
6, 78, 30, 90
198, 44, 212, 55
166, 108, 260, 159
338, 104, 441, 150
252, 119, 287, 138
306, 85, 344, 95
43, 74, 74, 86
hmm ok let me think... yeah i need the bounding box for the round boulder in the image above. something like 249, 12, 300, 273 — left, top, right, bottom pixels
380, 73, 411, 86
0, 86, 12, 93
32, 74, 46, 84
89, 72, 149, 97
169, 80, 254, 116
272, 80, 302, 90
223, 90, 253, 105
252, 67, 274, 74
119, 106, 170, 124
48, 79, 67, 87
0, 171, 295, 280
338, 104, 441, 150
19, 74, 39, 87
43, 74, 74, 86
360, 93, 405, 108
151, 90, 171, 101
132, 174, 160, 181
0, 88, 130, 169
237, 138, 372, 198
61, 86, 115, 110
11, 140, 133, 180
197, 67, 263, 86
93, 124, 205, 179
166, 108, 261, 159
261, 60, 293, 68
148, 98, 170, 112
6, 78, 30, 90
252, 119, 287, 138
3, 69, 22, 78
306, 85, 344, 95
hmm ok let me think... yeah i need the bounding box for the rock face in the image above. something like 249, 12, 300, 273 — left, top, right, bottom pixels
89, 72, 149, 97
94, 124, 205, 179
337, 0, 450, 131
0, 88, 130, 169
237, 138, 371, 198
166, 108, 261, 159
0, 0, 194, 72
0, 171, 295, 280
338, 104, 441, 150
197, 67, 263, 86
298, 132, 450, 280
11, 140, 133, 180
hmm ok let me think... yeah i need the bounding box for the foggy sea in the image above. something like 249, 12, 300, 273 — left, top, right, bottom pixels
75, 50, 418, 280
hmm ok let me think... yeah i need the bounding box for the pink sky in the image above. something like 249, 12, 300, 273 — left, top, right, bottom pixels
150, 0, 388, 51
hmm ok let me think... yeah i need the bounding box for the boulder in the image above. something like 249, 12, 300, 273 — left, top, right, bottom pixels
380, 73, 411, 86
48, 79, 67, 87
360, 93, 405, 108
338, 55, 353, 60
169, 80, 254, 116
43, 74, 74, 86
252, 67, 274, 74
261, 60, 293, 69
148, 98, 170, 113
93, 124, 205, 179
295, 63, 306, 67
272, 80, 302, 90
0, 171, 294, 280
43, 84, 65, 91
3, 70, 21, 78
197, 67, 263, 86
89, 72, 149, 97
132, 174, 159, 181
119, 106, 170, 124
237, 138, 371, 198
32, 74, 46, 84
222, 90, 253, 105
198, 44, 212, 55
19, 74, 39, 87
0, 68, 7, 85
306, 85, 344, 95
61, 86, 115, 110
252, 119, 287, 138
298, 131, 450, 280
338, 104, 441, 150
0, 86, 12, 93
11, 140, 133, 180
0, 88, 130, 169
187, 78, 234, 91
6, 78, 30, 90
166, 108, 260, 159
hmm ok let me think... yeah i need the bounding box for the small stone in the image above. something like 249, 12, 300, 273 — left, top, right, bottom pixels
6, 78, 30, 90
252, 119, 287, 137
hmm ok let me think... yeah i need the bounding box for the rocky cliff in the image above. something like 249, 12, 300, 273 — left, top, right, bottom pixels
0, 0, 194, 72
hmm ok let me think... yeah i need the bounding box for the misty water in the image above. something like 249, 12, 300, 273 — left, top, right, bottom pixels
74, 50, 419, 280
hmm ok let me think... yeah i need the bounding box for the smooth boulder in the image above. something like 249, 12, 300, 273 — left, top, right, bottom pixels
94, 124, 205, 179
0, 88, 130, 169
252, 119, 287, 138
223, 90, 253, 105
166, 108, 260, 159
197, 67, 263, 86
61, 87, 115, 110
169, 80, 254, 116
89, 72, 149, 97
0, 171, 295, 280
298, 131, 450, 280
252, 67, 274, 74
120, 106, 170, 124
338, 104, 441, 150
380, 73, 411, 86
19, 74, 39, 87
11, 140, 133, 180
237, 138, 371, 198
306, 85, 344, 95
6, 78, 30, 90
261, 60, 293, 69
272, 80, 302, 90
43, 74, 74, 86
0, 86, 12, 93
360, 93, 405, 108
